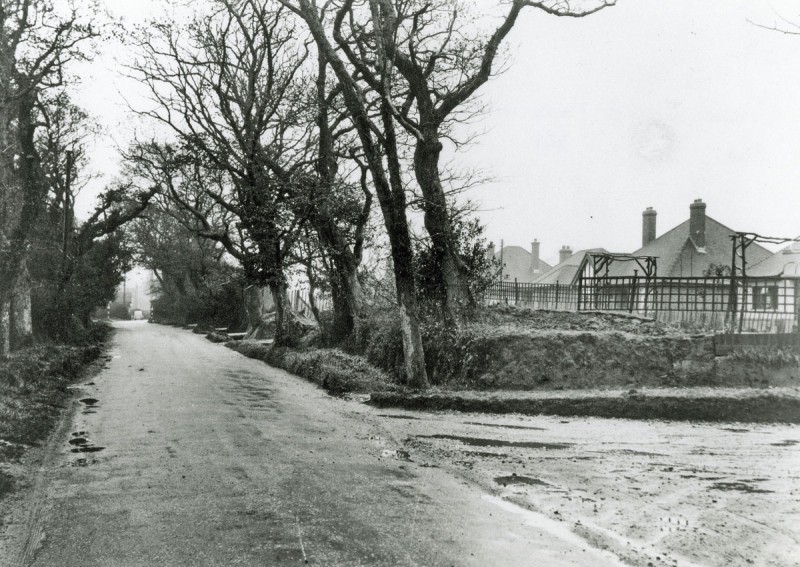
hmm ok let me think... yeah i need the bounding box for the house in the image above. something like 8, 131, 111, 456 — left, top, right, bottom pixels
488, 239, 553, 283
533, 247, 611, 285
749, 242, 800, 278
744, 243, 800, 331
610, 199, 773, 277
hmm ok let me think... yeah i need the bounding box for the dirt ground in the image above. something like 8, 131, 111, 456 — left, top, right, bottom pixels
364, 408, 800, 567
2, 322, 797, 566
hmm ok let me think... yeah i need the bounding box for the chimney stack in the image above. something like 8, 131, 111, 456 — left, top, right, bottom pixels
559, 245, 573, 264
689, 199, 706, 248
642, 207, 657, 247
530, 240, 540, 273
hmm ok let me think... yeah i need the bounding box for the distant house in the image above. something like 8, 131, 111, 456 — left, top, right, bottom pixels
488, 240, 552, 283
483, 199, 796, 332
533, 247, 611, 285
610, 199, 772, 277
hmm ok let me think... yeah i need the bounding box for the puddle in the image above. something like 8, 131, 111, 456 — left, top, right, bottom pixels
417, 434, 571, 450
79, 398, 99, 406
708, 481, 773, 494
721, 428, 750, 433
495, 474, 551, 487
378, 414, 422, 420
70, 446, 105, 454
68, 437, 89, 446
616, 449, 667, 457
770, 439, 799, 447
464, 422, 545, 431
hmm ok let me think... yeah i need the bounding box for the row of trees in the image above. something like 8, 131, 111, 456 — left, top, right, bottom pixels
124, 0, 613, 388
0, 0, 159, 355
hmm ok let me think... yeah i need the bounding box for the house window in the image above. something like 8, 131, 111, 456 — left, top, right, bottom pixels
752, 286, 778, 311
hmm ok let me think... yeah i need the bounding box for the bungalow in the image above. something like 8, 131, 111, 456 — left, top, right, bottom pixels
611, 199, 772, 278
488, 239, 553, 283
744, 242, 800, 332
533, 247, 611, 285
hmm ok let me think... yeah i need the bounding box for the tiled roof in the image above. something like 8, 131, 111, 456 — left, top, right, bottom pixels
608, 216, 772, 277
748, 243, 800, 277
533, 248, 609, 285
494, 246, 552, 283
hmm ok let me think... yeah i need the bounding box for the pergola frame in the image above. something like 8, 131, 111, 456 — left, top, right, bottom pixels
728, 232, 800, 333
577, 253, 658, 313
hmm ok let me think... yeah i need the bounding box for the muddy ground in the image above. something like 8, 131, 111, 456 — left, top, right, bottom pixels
367, 408, 800, 567
2, 321, 797, 566
370, 387, 800, 423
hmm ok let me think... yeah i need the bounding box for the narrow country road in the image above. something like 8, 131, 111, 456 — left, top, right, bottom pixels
2, 322, 798, 567
0, 321, 623, 567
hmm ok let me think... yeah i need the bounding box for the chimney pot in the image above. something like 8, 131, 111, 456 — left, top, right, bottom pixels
559, 245, 573, 264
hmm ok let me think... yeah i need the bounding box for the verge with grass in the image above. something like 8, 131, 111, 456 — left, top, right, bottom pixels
0, 324, 110, 504
226, 340, 394, 395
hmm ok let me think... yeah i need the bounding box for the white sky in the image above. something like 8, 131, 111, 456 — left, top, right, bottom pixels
73, 0, 800, 265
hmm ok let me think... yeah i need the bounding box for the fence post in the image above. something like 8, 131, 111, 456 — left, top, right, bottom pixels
555, 282, 560, 310
514, 278, 519, 305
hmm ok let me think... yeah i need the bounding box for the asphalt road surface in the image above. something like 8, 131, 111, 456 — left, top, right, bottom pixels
1, 321, 798, 566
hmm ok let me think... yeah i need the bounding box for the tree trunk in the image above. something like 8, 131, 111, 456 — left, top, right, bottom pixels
10, 259, 32, 349
312, 53, 365, 343
414, 136, 474, 323
243, 285, 276, 340
269, 278, 316, 347
0, 294, 10, 357
380, 101, 429, 389
315, 218, 365, 340
270, 279, 291, 346
293, 0, 428, 388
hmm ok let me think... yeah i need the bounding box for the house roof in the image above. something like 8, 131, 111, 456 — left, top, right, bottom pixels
533, 248, 609, 285
608, 216, 773, 277
494, 245, 552, 284
748, 242, 800, 277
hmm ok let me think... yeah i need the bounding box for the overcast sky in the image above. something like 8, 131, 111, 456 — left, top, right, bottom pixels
73, 0, 800, 265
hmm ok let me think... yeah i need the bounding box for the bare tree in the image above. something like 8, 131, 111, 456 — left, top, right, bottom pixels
0, 0, 98, 354
129, 0, 316, 345
360, 0, 615, 323
282, 0, 430, 388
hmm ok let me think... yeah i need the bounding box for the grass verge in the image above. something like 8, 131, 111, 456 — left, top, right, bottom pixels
226, 340, 394, 395
0, 324, 110, 502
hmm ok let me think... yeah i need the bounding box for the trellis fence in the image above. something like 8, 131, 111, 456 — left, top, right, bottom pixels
485, 276, 799, 333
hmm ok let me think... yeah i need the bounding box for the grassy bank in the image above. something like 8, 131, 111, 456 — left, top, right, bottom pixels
0, 325, 110, 502
227, 341, 393, 395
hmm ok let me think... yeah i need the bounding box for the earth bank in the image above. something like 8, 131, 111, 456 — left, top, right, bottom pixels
220, 307, 800, 423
